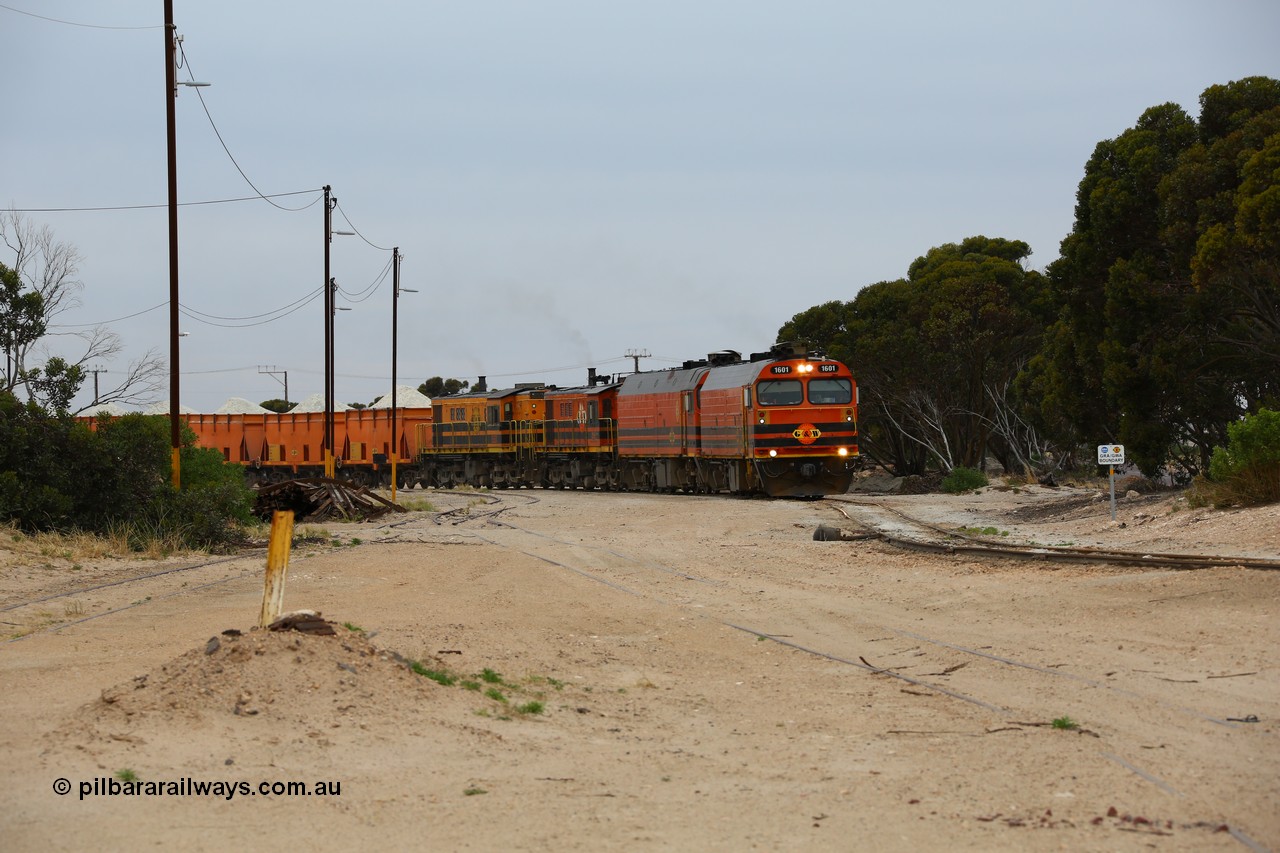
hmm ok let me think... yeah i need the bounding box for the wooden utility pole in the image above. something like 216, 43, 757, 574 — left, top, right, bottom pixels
164, 0, 181, 488
625, 348, 650, 373
91, 367, 109, 405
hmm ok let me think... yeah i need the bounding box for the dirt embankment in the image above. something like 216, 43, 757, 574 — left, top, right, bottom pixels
1, 486, 1276, 851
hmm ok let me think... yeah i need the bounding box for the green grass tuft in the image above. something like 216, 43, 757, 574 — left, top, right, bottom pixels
410, 661, 456, 686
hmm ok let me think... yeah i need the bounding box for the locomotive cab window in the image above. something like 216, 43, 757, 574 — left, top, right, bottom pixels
756, 379, 803, 406
807, 378, 853, 405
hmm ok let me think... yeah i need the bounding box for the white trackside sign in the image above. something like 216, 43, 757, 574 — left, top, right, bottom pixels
1097, 444, 1125, 465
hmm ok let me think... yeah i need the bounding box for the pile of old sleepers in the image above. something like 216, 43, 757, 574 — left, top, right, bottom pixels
253, 477, 405, 522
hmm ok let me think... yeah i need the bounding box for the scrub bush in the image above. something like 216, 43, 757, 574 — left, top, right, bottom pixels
1196, 409, 1280, 507
0, 391, 254, 550
941, 466, 989, 493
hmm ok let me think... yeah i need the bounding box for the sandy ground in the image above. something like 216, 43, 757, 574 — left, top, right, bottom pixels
0, 483, 1277, 852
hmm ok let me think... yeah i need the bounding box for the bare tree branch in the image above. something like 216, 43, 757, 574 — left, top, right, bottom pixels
73, 348, 166, 414
2, 210, 162, 410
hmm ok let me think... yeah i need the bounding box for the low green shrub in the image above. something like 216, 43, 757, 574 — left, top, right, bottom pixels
942, 466, 988, 494
1195, 409, 1280, 507
0, 394, 254, 551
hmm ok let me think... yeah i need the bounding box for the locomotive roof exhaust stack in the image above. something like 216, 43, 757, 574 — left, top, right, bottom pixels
588, 367, 597, 386
773, 341, 808, 359
707, 350, 742, 367
752, 341, 810, 362
475, 376, 488, 393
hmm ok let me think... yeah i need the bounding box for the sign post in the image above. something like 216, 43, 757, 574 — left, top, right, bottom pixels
1097, 445, 1125, 521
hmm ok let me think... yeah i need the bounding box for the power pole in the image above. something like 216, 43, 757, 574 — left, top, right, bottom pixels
164, 0, 181, 488
324, 186, 334, 479
624, 348, 650, 373
257, 365, 289, 406
91, 367, 109, 405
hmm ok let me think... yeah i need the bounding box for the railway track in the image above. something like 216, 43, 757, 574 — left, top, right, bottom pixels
826, 497, 1280, 571
2, 489, 1272, 846
425, 492, 1273, 847
1, 553, 262, 644
438, 497, 1263, 722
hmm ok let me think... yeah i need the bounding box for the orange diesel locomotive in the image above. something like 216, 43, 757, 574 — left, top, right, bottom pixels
153, 342, 856, 497
416, 342, 858, 497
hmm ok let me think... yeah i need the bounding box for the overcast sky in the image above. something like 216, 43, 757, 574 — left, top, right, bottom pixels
3, 1, 1278, 412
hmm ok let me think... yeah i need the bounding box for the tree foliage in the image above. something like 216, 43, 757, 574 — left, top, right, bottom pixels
1195, 408, 1280, 506
0, 391, 253, 549
1, 211, 164, 413
1021, 78, 1280, 475
781, 237, 1048, 476
787, 77, 1279, 484
418, 376, 471, 398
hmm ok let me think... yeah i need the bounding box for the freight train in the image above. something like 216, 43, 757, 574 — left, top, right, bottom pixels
172, 342, 860, 498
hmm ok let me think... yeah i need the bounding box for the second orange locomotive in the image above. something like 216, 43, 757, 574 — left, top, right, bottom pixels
177, 342, 859, 497
416, 342, 858, 497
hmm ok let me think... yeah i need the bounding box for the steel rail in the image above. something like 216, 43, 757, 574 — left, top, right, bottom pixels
829, 499, 1280, 571
0, 553, 253, 614
455, 509, 1270, 843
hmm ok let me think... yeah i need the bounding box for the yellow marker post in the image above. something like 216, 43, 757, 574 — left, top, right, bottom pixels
259, 510, 295, 627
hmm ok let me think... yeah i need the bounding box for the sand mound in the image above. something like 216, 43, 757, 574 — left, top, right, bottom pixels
89, 628, 437, 726
51, 620, 487, 765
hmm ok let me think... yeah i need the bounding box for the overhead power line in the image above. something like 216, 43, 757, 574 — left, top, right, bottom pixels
177, 41, 318, 213
0, 2, 161, 30
334, 201, 391, 252
9, 189, 323, 214
179, 290, 324, 329
336, 257, 394, 303
51, 301, 169, 328
50, 286, 325, 331
181, 287, 324, 322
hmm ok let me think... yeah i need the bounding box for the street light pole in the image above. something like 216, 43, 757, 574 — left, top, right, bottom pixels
390, 249, 418, 502
391, 247, 400, 501
164, 0, 181, 488
389, 251, 418, 502
323, 186, 336, 479
163, 2, 207, 489
322, 186, 354, 480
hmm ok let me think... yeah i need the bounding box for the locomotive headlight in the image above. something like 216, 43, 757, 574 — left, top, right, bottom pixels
758, 415, 765, 424
838, 447, 849, 457
768, 449, 778, 457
